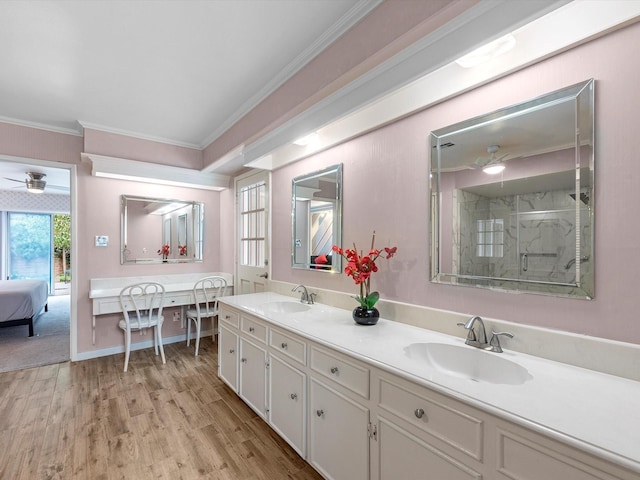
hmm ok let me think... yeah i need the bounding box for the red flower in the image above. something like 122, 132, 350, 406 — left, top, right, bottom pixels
333, 231, 397, 309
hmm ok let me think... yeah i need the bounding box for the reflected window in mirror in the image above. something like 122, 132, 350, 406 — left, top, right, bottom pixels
292, 164, 342, 273
430, 79, 594, 299
121, 195, 204, 264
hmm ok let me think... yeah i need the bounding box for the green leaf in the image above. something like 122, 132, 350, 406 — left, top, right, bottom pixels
365, 291, 379, 309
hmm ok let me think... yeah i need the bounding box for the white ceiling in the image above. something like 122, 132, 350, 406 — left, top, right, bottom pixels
0, 0, 373, 148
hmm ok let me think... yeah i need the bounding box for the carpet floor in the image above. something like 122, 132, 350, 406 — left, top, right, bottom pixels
0, 294, 70, 373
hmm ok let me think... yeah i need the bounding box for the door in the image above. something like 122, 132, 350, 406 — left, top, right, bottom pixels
236, 170, 270, 294
218, 324, 239, 391
7, 212, 53, 293
269, 354, 306, 456
239, 337, 268, 418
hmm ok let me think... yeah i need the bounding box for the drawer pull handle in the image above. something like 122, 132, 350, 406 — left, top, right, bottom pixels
316, 409, 324, 417
225, 315, 230, 319
290, 393, 297, 400
281, 342, 288, 349
330, 366, 339, 374
249, 327, 255, 332
229, 348, 235, 354
414, 408, 425, 419
241, 358, 247, 363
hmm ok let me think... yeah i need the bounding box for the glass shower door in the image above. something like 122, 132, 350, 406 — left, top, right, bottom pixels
7, 212, 53, 293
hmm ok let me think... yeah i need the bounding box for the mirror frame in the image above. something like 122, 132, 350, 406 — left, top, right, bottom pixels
291, 163, 343, 273
429, 79, 594, 299
121, 194, 204, 264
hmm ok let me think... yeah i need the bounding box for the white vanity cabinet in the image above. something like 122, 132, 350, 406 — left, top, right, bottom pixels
218, 307, 239, 391
308, 345, 371, 480
238, 324, 268, 418
373, 370, 484, 480
217, 298, 640, 480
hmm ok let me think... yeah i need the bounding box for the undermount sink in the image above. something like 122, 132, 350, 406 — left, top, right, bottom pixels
404, 343, 532, 385
261, 301, 311, 314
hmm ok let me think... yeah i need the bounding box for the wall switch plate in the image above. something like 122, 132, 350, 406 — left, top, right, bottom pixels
173, 311, 180, 322
95, 235, 108, 247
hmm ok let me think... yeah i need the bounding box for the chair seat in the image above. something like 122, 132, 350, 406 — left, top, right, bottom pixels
185, 308, 216, 319
118, 315, 162, 331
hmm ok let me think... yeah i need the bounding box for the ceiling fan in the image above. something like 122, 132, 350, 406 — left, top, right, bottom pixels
3, 171, 69, 194
475, 145, 509, 174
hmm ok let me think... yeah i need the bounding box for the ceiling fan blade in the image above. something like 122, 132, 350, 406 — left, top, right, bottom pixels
47, 184, 70, 192
3, 177, 25, 184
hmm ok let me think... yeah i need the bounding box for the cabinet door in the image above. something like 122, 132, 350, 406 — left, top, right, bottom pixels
377, 416, 482, 480
239, 338, 268, 418
268, 354, 306, 457
218, 324, 238, 391
309, 378, 369, 480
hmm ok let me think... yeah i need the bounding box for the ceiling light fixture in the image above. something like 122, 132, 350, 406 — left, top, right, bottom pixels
483, 163, 506, 175
26, 172, 46, 193
455, 33, 516, 68
293, 132, 319, 146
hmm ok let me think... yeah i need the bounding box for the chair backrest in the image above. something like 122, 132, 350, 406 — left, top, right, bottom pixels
193, 276, 227, 317
119, 282, 165, 329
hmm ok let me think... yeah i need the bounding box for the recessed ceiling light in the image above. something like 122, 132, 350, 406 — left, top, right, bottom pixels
455, 34, 516, 68
293, 132, 319, 146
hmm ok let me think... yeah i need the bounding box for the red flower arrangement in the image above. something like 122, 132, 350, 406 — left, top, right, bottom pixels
178, 245, 187, 256
332, 231, 397, 309
157, 244, 170, 259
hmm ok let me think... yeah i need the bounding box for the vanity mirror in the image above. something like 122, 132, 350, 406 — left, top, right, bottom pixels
292, 164, 342, 273
121, 194, 204, 264
430, 79, 594, 298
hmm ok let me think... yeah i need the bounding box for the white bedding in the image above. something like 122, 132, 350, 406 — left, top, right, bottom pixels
0, 279, 49, 323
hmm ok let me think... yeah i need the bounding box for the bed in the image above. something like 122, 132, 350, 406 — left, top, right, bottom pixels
0, 279, 49, 337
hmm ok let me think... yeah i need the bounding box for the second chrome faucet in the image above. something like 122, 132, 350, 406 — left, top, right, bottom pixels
458, 315, 514, 353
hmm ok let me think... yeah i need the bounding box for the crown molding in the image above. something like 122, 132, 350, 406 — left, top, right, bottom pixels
0, 115, 83, 137
82, 153, 230, 191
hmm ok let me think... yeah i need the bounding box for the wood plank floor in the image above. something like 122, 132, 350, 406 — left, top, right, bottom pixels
0, 337, 324, 480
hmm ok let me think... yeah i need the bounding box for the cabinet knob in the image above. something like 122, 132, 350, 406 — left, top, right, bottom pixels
290, 393, 297, 400
249, 327, 255, 332
414, 408, 425, 419
241, 358, 247, 363
225, 315, 230, 319
281, 342, 288, 349
316, 409, 324, 417
229, 348, 235, 354
330, 366, 339, 374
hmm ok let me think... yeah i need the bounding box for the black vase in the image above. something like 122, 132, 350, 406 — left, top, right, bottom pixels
352, 306, 379, 325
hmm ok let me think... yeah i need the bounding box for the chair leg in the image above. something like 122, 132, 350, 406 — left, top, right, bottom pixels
211, 316, 218, 342
156, 325, 166, 364
186, 316, 192, 346
123, 328, 131, 372
194, 318, 201, 356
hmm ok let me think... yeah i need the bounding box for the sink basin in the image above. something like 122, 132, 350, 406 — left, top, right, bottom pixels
261, 301, 311, 314
404, 343, 532, 385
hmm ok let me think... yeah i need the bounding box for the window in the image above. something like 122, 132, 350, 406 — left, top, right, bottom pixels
239, 181, 266, 267
476, 218, 504, 258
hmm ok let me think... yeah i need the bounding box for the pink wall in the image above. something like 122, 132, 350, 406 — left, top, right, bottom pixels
84, 128, 203, 169
271, 22, 640, 345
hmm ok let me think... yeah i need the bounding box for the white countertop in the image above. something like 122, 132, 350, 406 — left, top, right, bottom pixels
220, 292, 640, 473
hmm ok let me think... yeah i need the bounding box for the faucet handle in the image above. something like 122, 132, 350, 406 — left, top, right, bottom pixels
488, 331, 514, 353
308, 292, 317, 305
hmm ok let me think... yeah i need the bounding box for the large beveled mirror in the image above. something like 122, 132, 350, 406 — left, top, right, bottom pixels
121, 195, 204, 264
292, 164, 342, 273
430, 79, 594, 298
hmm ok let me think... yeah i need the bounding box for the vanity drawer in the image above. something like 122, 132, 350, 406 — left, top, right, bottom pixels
310, 346, 369, 399
269, 328, 306, 366
377, 375, 483, 461
241, 315, 267, 343
219, 308, 239, 328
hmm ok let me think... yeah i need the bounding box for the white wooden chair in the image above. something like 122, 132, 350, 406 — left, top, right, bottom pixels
118, 282, 166, 372
186, 276, 227, 355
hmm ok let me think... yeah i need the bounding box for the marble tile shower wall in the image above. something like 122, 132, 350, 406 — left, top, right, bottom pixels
455, 188, 591, 285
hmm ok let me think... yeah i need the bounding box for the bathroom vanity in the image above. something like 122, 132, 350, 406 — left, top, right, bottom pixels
218, 292, 640, 480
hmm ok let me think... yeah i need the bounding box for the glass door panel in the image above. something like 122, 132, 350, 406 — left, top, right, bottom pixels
8, 212, 53, 293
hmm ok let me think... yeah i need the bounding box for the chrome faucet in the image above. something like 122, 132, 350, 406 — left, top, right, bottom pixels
458, 315, 488, 348
292, 284, 315, 304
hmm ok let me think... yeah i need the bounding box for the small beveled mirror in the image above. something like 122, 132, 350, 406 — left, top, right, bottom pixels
292, 164, 342, 273
121, 195, 204, 264
430, 79, 594, 298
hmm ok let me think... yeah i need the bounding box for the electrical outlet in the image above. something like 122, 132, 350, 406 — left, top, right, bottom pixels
173, 311, 180, 322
